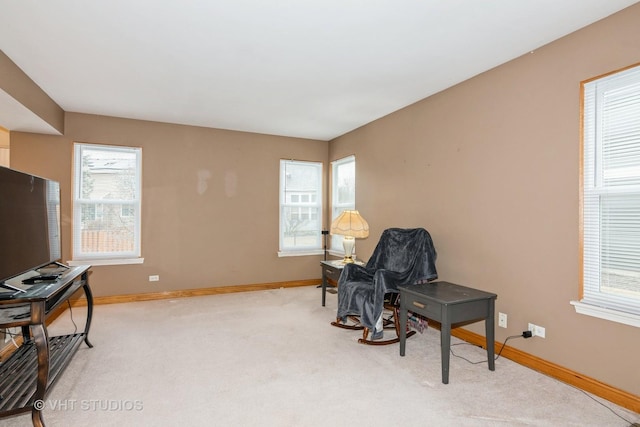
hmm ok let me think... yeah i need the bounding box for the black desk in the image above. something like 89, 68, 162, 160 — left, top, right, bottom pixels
320, 260, 343, 306
399, 281, 497, 384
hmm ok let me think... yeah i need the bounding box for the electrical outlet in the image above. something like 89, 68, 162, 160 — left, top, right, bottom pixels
528, 323, 536, 337
528, 323, 546, 338
149, 275, 160, 282
498, 312, 507, 328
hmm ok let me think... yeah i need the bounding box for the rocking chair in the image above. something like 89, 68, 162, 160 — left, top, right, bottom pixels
332, 227, 437, 345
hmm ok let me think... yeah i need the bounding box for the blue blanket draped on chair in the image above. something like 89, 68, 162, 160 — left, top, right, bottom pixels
336, 227, 437, 337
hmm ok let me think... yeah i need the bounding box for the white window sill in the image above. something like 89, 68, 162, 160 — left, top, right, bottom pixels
278, 250, 324, 257
570, 300, 640, 328
68, 258, 144, 267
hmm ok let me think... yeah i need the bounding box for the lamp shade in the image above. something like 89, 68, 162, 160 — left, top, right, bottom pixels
330, 210, 369, 238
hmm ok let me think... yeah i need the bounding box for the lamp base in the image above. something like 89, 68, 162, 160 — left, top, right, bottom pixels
342, 236, 356, 264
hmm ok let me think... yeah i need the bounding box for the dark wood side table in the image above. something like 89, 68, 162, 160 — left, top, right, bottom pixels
320, 260, 344, 306
320, 260, 366, 306
398, 281, 497, 384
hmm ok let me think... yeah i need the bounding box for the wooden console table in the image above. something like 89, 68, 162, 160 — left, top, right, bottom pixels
399, 281, 497, 384
0, 265, 93, 426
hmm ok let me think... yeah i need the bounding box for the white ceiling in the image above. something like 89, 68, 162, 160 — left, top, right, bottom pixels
0, 0, 638, 140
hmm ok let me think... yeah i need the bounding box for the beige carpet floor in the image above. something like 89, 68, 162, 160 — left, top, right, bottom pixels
2, 285, 639, 426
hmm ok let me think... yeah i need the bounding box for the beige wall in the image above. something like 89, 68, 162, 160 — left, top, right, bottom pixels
11, 113, 328, 297
330, 4, 640, 395
0, 127, 8, 166
0, 51, 64, 134
0, 127, 8, 147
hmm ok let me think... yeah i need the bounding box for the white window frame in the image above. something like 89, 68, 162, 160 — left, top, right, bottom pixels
330, 155, 356, 254
70, 143, 143, 266
278, 159, 323, 256
574, 64, 640, 327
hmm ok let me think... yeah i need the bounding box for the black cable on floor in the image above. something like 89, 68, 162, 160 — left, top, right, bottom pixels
67, 300, 78, 334
450, 337, 638, 426
450, 333, 521, 364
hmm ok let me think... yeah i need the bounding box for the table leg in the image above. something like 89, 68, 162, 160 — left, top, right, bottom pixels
321, 271, 327, 306
399, 295, 407, 356
82, 280, 94, 348
30, 302, 49, 427
441, 311, 451, 384
486, 300, 495, 371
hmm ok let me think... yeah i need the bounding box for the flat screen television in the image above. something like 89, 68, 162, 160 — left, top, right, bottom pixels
0, 166, 62, 285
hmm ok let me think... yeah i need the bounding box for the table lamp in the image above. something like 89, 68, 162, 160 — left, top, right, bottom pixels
330, 210, 369, 263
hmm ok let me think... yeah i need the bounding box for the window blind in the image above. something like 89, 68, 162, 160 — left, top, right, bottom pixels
583, 65, 640, 315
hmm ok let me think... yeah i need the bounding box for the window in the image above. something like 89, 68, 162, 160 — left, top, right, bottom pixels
72, 143, 143, 265
576, 64, 640, 326
331, 156, 356, 253
279, 159, 323, 256
121, 206, 135, 217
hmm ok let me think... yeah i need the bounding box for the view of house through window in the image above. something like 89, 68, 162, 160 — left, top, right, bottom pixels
279, 159, 322, 254
580, 63, 640, 321
73, 143, 142, 262
331, 156, 355, 252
